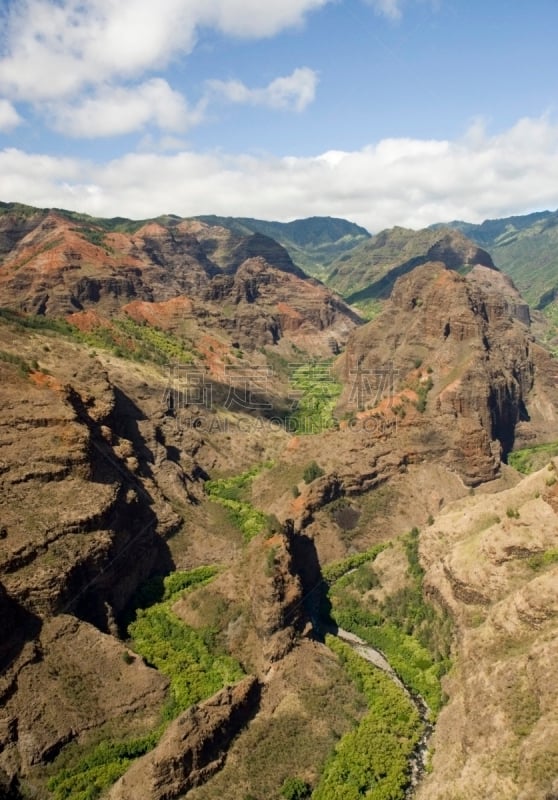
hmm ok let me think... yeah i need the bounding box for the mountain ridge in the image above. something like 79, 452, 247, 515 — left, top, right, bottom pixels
1, 199, 558, 799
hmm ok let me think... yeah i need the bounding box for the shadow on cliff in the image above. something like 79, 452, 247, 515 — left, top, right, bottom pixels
111, 386, 157, 479
286, 525, 333, 641
0, 583, 42, 674
60, 386, 177, 634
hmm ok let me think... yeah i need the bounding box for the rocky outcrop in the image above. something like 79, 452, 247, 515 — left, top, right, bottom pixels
417, 464, 558, 800
0, 335, 212, 784
1, 615, 168, 776
0, 206, 360, 352
108, 676, 260, 800
335, 261, 558, 484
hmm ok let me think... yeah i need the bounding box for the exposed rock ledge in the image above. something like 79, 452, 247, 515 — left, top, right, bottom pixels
108, 676, 261, 800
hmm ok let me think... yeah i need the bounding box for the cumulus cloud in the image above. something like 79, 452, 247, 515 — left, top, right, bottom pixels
0, 0, 331, 102
207, 67, 318, 112
50, 79, 204, 138
0, 98, 21, 130
2, 116, 558, 232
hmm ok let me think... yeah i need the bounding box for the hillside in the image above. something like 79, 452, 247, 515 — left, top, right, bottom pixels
325, 226, 496, 315
1, 201, 558, 800
436, 209, 558, 310
194, 214, 371, 280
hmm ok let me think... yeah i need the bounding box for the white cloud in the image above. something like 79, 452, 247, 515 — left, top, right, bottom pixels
0, 0, 331, 102
2, 116, 558, 232
0, 98, 21, 130
207, 67, 318, 112
50, 79, 204, 138
365, 0, 403, 19
200, 0, 331, 38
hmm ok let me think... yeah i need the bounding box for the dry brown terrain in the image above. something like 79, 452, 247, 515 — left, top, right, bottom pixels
1, 206, 558, 799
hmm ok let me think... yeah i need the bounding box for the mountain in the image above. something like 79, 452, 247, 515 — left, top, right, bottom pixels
0, 202, 361, 355
194, 214, 371, 280
325, 225, 496, 313
1, 201, 558, 800
434, 209, 558, 310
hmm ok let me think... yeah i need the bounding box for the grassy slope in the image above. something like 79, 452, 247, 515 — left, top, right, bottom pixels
441, 210, 558, 308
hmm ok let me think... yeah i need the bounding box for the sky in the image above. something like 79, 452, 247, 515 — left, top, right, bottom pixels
1, 0, 558, 233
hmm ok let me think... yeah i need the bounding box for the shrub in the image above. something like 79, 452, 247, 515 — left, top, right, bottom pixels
280, 777, 311, 799
303, 461, 324, 484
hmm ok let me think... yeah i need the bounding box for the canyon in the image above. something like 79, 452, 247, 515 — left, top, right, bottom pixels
0, 203, 557, 799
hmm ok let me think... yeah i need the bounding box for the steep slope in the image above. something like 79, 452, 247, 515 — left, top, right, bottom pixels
0, 203, 361, 354
438, 208, 558, 309
326, 226, 495, 309
194, 214, 371, 280
417, 462, 558, 800
333, 261, 556, 483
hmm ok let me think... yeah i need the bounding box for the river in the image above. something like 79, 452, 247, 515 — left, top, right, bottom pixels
334, 627, 433, 798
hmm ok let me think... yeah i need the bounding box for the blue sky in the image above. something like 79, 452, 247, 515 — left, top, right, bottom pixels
1, 0, 558, 232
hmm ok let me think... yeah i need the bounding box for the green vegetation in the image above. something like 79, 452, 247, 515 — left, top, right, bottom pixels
281, 776, 312, 799
527, 548, 558, 571
350, 298, 383, 321
444, 210, 558, 310
129, 606, 243, 721
326, 529, 452, 714
413, 376, 433, 413
0, 307, 76, 335
205, 464, 274, 542
47, 732, 160, 800
312, 637, 422, 800
76, 315, 194, 364
194, 214, 371, 281
506, 507, 520, 519
0, 307, 195, 365
508, 441, 558, 474
0, 349, 32, 375
74, 226, 107, 249
128, 567, 244, 720
129, 565, 220, 613
113, 315, 195, 364
288, 360, 342, 434
48, 567, 243, 800
302, 460, 325, 484
322, 544, 389, 585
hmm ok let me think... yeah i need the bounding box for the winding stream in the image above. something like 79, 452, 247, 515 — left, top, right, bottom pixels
334, 627, 434, 798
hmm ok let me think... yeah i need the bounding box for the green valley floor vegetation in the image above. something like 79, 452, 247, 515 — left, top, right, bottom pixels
325, 529, 453, 715
312, 637, 422, 800
287, 360, 342, 434
47, 567, 244, 800
508, 441, 558, 474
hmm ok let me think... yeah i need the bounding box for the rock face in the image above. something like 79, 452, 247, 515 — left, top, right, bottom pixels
0, 206, 360, 352
108, 677, 261, 800
0, 333, 207, 784
335, 261, 558, 484
417, 465, 558, 800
